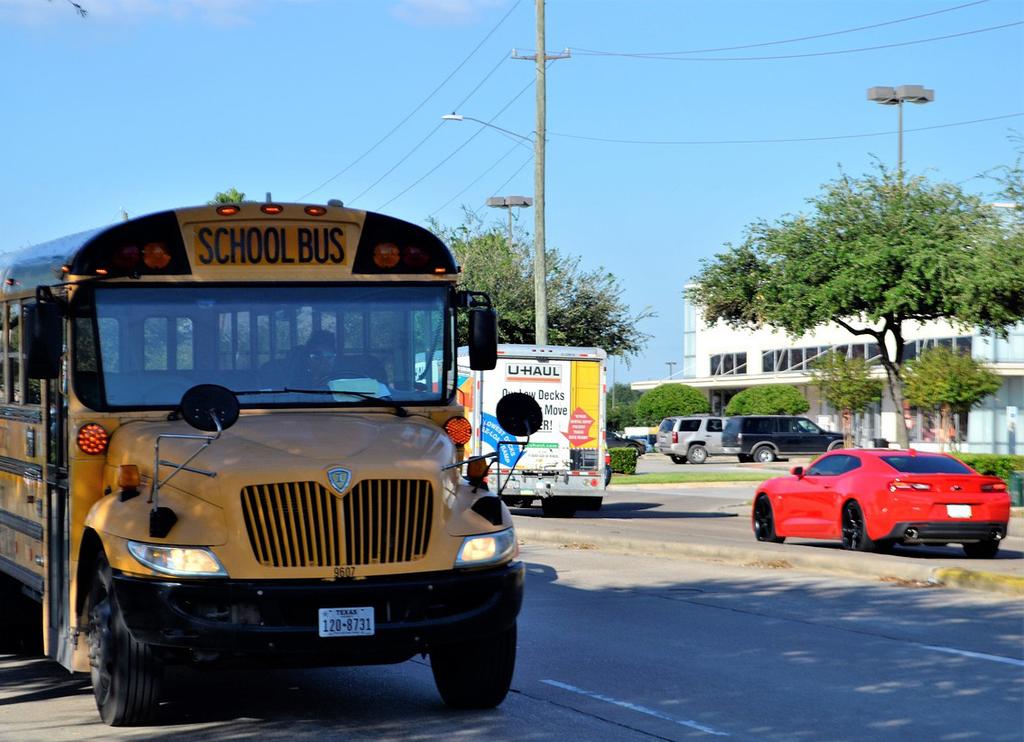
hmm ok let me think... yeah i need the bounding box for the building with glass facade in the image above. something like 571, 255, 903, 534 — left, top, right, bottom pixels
633, 294, 1024, 454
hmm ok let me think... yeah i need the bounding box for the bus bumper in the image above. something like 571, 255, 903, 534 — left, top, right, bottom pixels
111, 562, 524, 664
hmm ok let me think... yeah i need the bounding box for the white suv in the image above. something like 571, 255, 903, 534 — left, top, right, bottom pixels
655, 416, 726, 464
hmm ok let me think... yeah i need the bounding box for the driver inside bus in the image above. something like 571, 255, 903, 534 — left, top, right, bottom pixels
269, 329, 389, 396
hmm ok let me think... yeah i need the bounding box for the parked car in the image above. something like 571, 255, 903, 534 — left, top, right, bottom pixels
627, 434, 655, 453
655, 416, 726, 464
606, 431, 646, 455
721, 415, 843, 463
751, 450, 1011, 557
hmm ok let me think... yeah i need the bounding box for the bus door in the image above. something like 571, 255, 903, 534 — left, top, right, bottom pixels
44, 326, 70, 667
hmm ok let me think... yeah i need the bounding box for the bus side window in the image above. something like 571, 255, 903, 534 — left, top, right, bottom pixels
0, 302, 5, 403
8, 302, 20, 404
23, 299, 41, 405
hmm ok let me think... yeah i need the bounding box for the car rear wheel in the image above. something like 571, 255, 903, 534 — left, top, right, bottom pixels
962, 540, 1000, 558
753, 495, 785, 543
738, 454, 753, 463
752, 446, 776, 464
670, 455, 687, 465
841, 500, 878, 552
687, 445, 708, 464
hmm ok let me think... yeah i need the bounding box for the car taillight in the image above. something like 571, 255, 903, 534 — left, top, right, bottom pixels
737, 433, 743, 443
604, 452, 611, 465
888, 480, 932, 492
982, 482, 1007, 492
672, 432, 678, 444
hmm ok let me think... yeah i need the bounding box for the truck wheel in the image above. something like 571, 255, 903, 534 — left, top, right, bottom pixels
86, 552, 163, 726
687, 445, 708, 464
752, 446, 776, 464
670, 455, 687, 465
431, 623, 516, 708
541, 499, 577, 518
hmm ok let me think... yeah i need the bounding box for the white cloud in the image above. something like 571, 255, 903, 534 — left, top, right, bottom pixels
389, 0, 509, 27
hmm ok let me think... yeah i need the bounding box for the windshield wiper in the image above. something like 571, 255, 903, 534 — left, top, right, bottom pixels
232, 387, 409, 417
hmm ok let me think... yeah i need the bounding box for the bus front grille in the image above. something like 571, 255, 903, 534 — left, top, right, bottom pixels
241, 480, 433, 568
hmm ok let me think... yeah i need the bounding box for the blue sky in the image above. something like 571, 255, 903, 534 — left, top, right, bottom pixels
2, 0, 1022, 383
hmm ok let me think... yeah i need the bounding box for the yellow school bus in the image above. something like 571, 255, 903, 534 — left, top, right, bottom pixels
0, 201, 529, 725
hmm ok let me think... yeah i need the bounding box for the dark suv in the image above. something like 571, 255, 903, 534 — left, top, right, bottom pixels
721, 416, 843, 463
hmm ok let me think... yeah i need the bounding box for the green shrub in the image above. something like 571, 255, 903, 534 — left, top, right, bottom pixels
726, 384, 809, 415
635, 384, 709, 426
609, 447, 638, 474
951, 453, 1024, 483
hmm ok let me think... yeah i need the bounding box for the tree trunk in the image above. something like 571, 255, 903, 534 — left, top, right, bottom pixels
939, 403, 953, 453
880, 361, 910, 449
842, 408, 853, 448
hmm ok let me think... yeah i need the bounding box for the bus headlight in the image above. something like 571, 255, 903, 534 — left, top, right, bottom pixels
454, 528, 517, 568
127, 541, 227, 578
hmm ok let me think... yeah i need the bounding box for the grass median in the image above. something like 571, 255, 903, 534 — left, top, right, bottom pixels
610, 471, 777, 485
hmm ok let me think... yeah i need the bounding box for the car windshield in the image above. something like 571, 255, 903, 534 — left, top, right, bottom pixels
74, 284, 453, 409
880, 455, 973, 475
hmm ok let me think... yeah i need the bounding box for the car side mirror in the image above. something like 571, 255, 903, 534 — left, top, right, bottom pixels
791, 466, 804, 478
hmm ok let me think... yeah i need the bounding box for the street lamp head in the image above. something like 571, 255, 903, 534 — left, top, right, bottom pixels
441, 113, 464, 121
486, 196, 533, 209
867, 84, 934, 105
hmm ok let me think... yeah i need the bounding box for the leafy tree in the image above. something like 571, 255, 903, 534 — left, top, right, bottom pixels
606, 382, 642, 430
209, 188, 247, 205
689, 164, 1024, 448
433, 211, 653, 358
903, 347, 1001, 450
634, 384, 709, 426
810, 352, 883, 446
725, 385, 809, 416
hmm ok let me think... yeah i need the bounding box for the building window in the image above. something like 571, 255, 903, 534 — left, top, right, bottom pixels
710, 352, 747, 376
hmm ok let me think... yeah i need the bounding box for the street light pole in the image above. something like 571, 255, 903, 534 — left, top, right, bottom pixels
485, 196, 533, 251
666, 361, 676, 379
867, 84, 934, 177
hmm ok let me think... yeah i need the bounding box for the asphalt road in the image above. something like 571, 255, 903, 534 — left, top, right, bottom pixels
1, 545, 1021, 740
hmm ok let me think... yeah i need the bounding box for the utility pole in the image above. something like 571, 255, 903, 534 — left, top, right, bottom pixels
513, 0, 569, 346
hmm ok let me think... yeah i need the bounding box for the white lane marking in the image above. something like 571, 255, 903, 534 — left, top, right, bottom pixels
921, 645, 1024, 667
541, 679, 729, 737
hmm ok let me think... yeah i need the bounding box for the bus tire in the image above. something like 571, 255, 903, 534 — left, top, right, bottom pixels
431, 622, 516, 709
86, 552, 163, 726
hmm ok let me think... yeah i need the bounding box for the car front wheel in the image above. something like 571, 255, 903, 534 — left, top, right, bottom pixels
753, 495, 785, 543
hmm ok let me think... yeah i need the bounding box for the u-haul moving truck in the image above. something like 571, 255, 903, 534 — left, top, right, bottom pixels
458, 345, 607, 517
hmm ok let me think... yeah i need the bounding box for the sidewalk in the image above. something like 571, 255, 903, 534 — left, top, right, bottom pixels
512, 484, 1024, 596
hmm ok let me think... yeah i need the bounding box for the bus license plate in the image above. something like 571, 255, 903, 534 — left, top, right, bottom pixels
946, 504, 972, 519
318, 607, 375, 637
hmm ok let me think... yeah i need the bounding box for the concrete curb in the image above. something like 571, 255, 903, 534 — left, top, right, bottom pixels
516, 526, 1024, 596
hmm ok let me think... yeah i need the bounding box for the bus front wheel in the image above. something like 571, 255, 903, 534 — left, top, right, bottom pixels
430, 622, 517, 709
86, 552, 163, 726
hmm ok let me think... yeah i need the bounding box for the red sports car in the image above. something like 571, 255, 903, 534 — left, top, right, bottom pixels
752, 449, 1011, 557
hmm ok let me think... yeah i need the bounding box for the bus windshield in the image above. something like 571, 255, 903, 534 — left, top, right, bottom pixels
74, 284, 453, 409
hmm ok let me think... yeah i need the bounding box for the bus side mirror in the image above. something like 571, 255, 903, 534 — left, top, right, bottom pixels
468, 308, 497, 370
25, 301, 63, 379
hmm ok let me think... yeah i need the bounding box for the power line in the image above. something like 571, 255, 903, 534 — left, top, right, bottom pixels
571, 20, 1023, 62
296, 0, 521, 201
574, 0, 990, 56
547, 112, 1023, 146
431, 142, 522, 216
349, 50, 513, 204
376, 76, 537, 211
